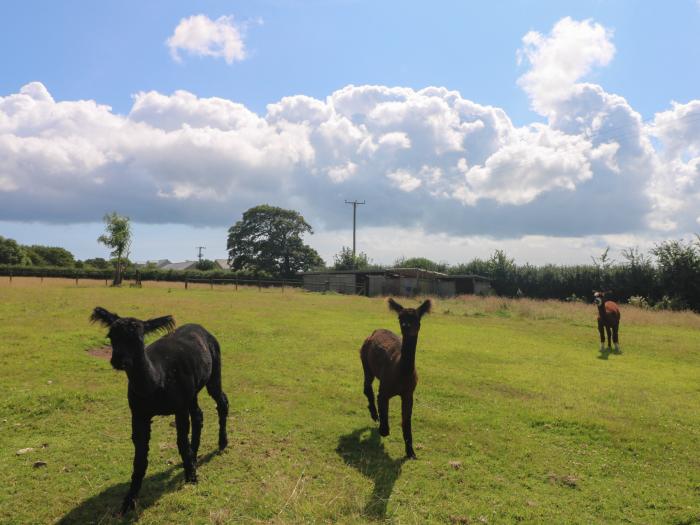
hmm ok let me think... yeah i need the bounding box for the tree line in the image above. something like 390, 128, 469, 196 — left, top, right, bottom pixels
2, 204, 700, 311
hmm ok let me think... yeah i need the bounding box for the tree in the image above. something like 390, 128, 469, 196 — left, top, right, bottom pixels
227, 205, 324, 277
333, 246, 371, 271
24, 245, 75, 267
487, 249, 518, 296
83, 257, 110, 269
393, 256, 448, 273
196, 259, 216, 271
652, 239, 700, 310
98, 212, 132, 285
0, 236, 29, 265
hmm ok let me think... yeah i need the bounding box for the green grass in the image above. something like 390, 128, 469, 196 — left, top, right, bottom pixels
0, 279, 698, 524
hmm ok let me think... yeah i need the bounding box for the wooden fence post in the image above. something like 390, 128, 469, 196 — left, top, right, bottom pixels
258, 279, 262, 291
210, 278, 214, 290
234, 279, 238, 291
9, 271, 12, 283
185, 278, 188, 290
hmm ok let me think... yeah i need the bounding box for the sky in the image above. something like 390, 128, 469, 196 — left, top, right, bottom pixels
1, 1, 699, 266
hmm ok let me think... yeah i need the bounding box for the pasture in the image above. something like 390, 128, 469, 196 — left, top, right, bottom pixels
0, 278, 698, 524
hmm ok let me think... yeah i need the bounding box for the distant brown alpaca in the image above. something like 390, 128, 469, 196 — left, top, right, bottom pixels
360, 298, 431, 459
593, 290, 621, 352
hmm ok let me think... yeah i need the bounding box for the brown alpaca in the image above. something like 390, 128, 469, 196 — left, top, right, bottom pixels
593, 290, 621, 352
360, 298, 431, 459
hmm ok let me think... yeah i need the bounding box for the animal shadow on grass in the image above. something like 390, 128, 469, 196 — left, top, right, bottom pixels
336, 427, 407, 520
597, 346, 622, 360
58, 450, 219, 524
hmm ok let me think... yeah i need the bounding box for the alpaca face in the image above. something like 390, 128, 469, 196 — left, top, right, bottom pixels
90, 307, 175, 371
107, 319, 146, 371
388, 298, 432, 336
397, 309, 423, 337
593, 290, 609, 307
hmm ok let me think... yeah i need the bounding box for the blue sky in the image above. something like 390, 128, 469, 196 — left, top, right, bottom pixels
1, 1, 699, 265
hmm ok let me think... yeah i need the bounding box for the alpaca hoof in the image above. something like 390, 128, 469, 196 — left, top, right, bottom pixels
118, 497, 136, 516
379, 426, 389, 437
219, 438, 228, 451
370, 413, 378, 422
406, 449, 417, 459
185, 471, 198, 483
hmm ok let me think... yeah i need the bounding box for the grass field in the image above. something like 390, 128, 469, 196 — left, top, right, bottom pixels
0, 278, 698, 524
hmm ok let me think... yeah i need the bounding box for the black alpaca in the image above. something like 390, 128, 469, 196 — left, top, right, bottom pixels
360, 298, 431, 459
90, 307, 229, 515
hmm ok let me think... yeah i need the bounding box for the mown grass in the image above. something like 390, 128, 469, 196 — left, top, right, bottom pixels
0, 278, 698, 524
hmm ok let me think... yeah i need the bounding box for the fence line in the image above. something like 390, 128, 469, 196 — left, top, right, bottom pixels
3, 273, 303, 291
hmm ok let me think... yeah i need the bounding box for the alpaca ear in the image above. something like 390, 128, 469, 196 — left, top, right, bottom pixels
90, 307, 119, 327
388, 298, 404, 313
144, 315, 175, 335
417, 299, 432, 318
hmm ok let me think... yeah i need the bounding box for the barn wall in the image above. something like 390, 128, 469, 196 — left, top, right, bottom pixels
474, 280, 492, 295
367, 275, 385, 296
438, 280, 456, 297
302, 274, 359, 294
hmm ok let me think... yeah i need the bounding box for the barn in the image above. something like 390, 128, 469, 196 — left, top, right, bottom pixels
300, 268, 491, 297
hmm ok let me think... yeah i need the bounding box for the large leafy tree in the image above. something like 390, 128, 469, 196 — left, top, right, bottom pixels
227, 205, 324, 277
0, 236, 29, 265
24, 245, 75, 267
98, 212, 132, 285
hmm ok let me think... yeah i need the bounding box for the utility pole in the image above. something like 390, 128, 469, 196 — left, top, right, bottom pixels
196, 246, 206, 264
344, 200, 365, 264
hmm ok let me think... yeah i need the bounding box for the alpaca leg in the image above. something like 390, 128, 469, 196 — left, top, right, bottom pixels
189, 397, 203, 460
206, 381, 229, 451
606, 325, 612, 349
206, 356, 229, 451
120, 415, 151, 515
598, 320, 605, 351
401, 395, 416, 459
362, 359, 378, 421
613, 324, 620, 352
175, 410, 197, 483
378, 387, 390, 437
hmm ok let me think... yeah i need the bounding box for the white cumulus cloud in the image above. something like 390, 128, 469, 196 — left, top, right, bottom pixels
518, 17, 615, 116
166, 14, 249, 64
1, 18, 698, 246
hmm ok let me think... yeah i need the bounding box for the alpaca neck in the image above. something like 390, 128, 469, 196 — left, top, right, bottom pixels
399, 334, 418, 375
126, 345, 160, 396
597, 302, 607, 317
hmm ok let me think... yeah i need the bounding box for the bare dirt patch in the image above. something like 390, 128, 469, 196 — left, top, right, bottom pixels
87, 346, 111, 360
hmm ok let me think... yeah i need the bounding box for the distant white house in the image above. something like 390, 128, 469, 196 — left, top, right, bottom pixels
215, 259, 232, 270
161, 261, 198, 271
135, 259, 172, 268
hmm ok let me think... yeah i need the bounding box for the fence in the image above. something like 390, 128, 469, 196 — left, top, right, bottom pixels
2, 270, 302, 291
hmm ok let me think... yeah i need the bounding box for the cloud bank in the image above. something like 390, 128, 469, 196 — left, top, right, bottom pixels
1, 18, 698, 243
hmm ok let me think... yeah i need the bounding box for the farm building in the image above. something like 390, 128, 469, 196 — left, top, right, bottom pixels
215, 259, 232, 270
300, 268, 491, 297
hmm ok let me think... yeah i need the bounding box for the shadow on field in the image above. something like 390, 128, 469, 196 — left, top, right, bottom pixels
58, 450, 219, 524
597, 347, 622, 360
336, 427, 406, 519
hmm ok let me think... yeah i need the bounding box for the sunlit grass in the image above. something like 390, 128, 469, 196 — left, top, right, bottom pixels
0, 278, 698, 524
